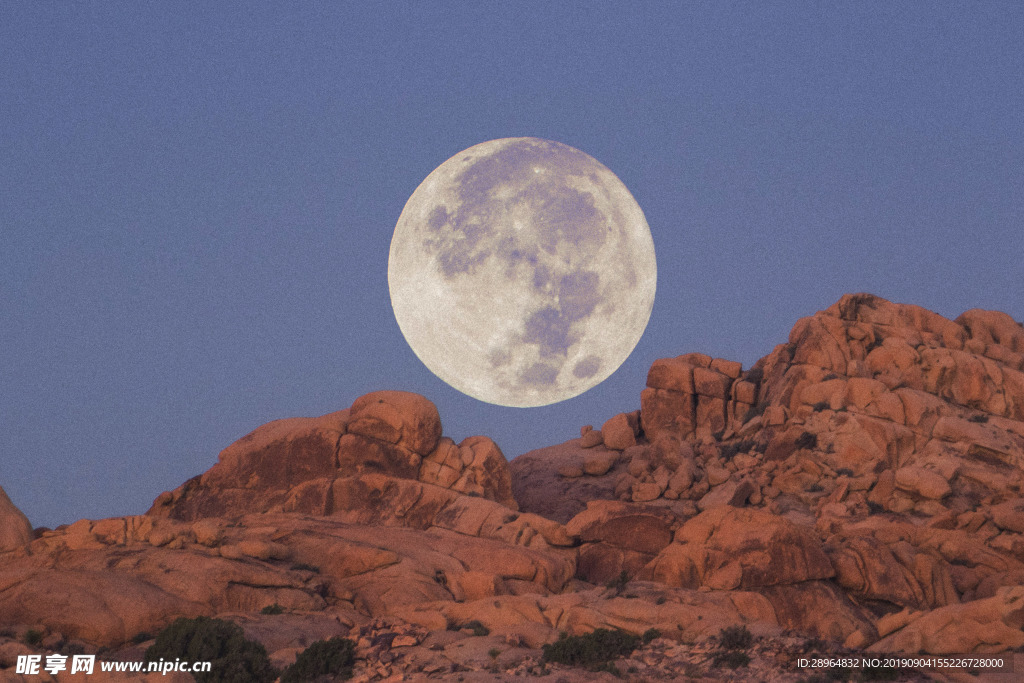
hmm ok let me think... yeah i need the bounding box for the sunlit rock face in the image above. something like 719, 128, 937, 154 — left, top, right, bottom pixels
389, 137, 656, 407
147, 389, 517, 521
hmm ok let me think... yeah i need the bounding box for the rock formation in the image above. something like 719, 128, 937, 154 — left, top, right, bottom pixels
0, 486, 31, 553
3, 294, 1024, 681
148, 389, 517, 521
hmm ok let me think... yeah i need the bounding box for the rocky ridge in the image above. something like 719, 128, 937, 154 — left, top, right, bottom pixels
2, 293, 1024, 681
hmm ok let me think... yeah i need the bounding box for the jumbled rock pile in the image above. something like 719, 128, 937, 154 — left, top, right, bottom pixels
3, 293, 1024, 681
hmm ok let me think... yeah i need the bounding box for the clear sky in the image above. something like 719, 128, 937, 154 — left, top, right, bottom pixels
2, 2, 1021, 528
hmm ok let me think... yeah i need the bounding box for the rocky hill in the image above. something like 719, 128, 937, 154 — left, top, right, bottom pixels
2, 293, 1024, 681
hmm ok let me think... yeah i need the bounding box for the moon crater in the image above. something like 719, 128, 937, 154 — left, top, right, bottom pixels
389, 137, 656, 407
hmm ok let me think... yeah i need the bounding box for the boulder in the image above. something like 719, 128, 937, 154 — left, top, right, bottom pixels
509, 439, 621, 523
600, 413, 637, 451
348, 390, 442, 456
868, 586, 1024, 654
148, 391, 523, 521
760, 581, 876, 644
148, 410, 349, 520
582, 451, 617, 476
894, 466, 951, 500
449, 436, 517, 508
648, 507, 833, 590
646, 357, 695, 393
640, 387, 695, 442
336, 433, 421, 479
830, 535, 957, 609
697, 477, 756, 510
565, 501, 676, 555
989, 497, 1024, 533
956, 309, 1024, 354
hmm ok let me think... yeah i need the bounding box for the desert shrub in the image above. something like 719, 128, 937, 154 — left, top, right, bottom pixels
713, 650, 750, 669
641, 628, 661, 644
144, 616, 276, 683
541, 629, 640, 669
968, 414, 990, 423
718, 625, 752, 650
23, 629, 43, 646
795, 431, 818, 450
131, 631, 153, 644
462, 620, 490, 637
812, 401, 831, 412
280, 637, 356, 683
259, 604, 284, 615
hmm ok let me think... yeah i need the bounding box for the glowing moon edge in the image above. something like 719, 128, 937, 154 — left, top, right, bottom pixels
388, 137, 656, 407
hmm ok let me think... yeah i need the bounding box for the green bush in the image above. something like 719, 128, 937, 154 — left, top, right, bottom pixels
259, 604, 284, 615
144, 616, 276, 683
718, 625, 752, 650
280, 637, 356, 683
541, 629, 640, 669
23, 629, 43, 646
641, 628, 661, 644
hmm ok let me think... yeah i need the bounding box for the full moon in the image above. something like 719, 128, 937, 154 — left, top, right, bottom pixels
389, 138, 656, 407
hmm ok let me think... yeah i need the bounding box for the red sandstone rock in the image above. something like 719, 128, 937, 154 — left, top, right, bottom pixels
8, 292, 1024, 674
348, 390, 442, 456
868, 586, 1024, 654
0, 486, 31, 553
600, 413, 637, 450
149, 391, 518, 520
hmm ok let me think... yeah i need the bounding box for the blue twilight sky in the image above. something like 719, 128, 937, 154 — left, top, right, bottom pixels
2, 3, 1021, 528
